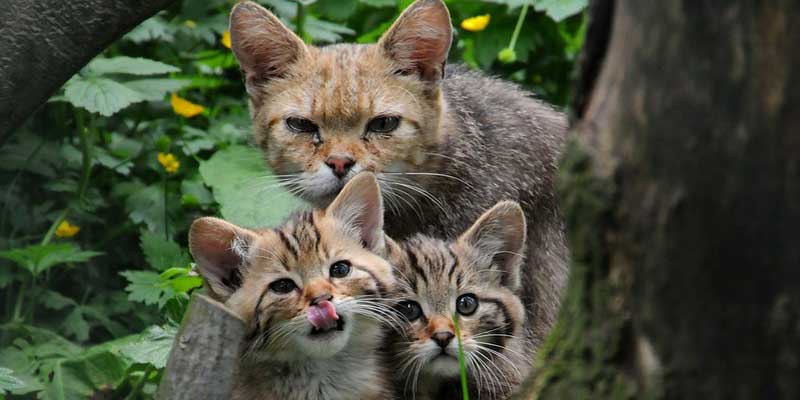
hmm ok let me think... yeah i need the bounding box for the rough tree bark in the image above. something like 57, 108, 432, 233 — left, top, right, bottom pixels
0, 0, 175, 140
157, 294, 244, 400
516, 0, 800, 399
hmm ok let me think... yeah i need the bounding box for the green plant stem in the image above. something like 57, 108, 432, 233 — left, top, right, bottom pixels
41, 209, 67, 246
453, 313, 470, 400
77, 112, 95, 202
11, 281, 26, 322
163, 173, 169, 241
296, 2, 311, 43
124, 365, 154, 400
507, 3, 529, 51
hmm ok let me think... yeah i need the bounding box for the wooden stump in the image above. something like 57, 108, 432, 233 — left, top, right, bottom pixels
157, 294, 245, 400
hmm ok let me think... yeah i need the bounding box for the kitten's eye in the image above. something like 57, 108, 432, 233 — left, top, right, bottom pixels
329, 260, 351, 278
397, 300, 422, 321
456, 294, 479, 316
269, 278, 297, 294
286, 117, 318, 133
366, 116, 400, 134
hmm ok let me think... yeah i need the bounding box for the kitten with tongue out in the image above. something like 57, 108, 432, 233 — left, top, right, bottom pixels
189, 173, 396, 400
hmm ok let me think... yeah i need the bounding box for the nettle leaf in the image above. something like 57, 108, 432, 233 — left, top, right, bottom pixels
534, 0, 587, 21
124, 183, 169, 235
199, 145, 306, 228
118, 325, 176, 369
0, 244, 101, 277
0, 368, 26, 395
140, 231, 191, 271
42, 290, 77, 310
124, 78, 191, 101
306, 17, 356, 43
63, 76, 146, 117
120, 270, 164, 307
358, 0, 394, 7
86, 56, 180, 76
124, 16, 175, 43
63, 308, 91, 342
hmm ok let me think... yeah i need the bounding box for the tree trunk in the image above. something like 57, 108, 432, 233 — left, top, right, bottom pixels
157, 294, 245, 400
519, 0, 800, 398
0, 0, 175, 140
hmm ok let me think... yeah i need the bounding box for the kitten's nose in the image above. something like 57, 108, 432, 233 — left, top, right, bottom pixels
431, 332, 455, 349
310, 293, 333, 305
325, 156, 355, 178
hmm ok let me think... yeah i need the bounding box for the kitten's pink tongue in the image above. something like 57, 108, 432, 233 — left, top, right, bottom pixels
307, 300, 339, 330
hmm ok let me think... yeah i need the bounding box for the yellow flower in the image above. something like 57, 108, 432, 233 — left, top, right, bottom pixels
221, 30, 231, 49
184, 20, 197, 29
170, 93, 205, 118
158, 152, 180, 174
461, 14, 491, 32
55, 220, 80, 238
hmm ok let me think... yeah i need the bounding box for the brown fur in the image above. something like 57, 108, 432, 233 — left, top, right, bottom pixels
230, 0, 569, 396
189, 174, 395, 400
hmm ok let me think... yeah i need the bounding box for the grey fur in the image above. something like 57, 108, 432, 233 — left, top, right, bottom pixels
386, 64, 569, 352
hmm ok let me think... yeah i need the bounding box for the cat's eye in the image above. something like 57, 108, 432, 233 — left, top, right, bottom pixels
366, 116, 400, 134
329, 260, 351, 278
397, 300, 422, 321
269, 278, 297, 294
456, 294, 479, 316
286, 117, 318, 133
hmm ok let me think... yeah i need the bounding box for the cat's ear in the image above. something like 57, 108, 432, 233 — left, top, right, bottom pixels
457, 201, 526, 290
189, 217, 257, 301
229, 1, 308, 98
326, 173, 386, 253
378, 0, 453, 83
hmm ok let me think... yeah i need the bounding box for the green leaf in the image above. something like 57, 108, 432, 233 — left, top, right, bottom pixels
120, 270, 164, 307
0, 368, 26, 395
534, 0, 587, 21
358, 0, 395, 7
199, 145, 306, 228
124, 78, 192, 101
86, 56, 180, 76
118, 325, 176, 369
306, 17, 356, 43
124, 183, 169, 235
181, 177, 214, 208
124, 16, 175, 43
41, 290, 77, 310
62, 76, 145, 117
140, 231, 191, 271
0, 244, 101, 277
63, 308, 90, 342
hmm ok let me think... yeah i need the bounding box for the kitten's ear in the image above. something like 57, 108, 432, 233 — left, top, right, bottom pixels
229, 1, 307, 98
378, 0, 453, 83
326, 173, 386, 253
457, 201, 526, 290
189, 217, 257, 301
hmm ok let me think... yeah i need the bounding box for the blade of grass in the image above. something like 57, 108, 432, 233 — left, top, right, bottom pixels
452, 313, 470, 400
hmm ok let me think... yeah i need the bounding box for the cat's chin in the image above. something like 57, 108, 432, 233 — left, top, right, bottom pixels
292, 314, 354, 359
425, 354, 461, 377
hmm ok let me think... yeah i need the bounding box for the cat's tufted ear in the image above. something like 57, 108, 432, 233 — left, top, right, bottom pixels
229, 1, 308, 100
457, 201, 526, 290
378, 0, 453, 83
326, 173, 386, 254
189, 217, 257, 301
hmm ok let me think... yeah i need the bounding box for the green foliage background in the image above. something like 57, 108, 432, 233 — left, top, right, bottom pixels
0, 0, 585, 398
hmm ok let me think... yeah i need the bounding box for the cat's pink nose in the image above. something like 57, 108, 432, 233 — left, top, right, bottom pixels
325, 156, 355, 178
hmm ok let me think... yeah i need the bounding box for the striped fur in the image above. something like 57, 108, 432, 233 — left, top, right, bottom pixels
188, 174, 395, 400
229, 1, 568, 380
383, 202, 529, 400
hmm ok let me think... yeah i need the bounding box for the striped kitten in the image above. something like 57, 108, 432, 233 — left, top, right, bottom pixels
188, 173, 396, 400
384, 201, 528, 400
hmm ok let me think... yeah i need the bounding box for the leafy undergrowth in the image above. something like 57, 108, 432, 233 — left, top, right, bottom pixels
0, 0, 585, 398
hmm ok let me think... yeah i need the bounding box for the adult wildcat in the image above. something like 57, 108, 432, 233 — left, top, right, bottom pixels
229, 0, 568, 358
189, 174, 396, 400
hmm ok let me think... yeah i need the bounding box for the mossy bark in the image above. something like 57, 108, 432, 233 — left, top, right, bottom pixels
517, 0, 800, 398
